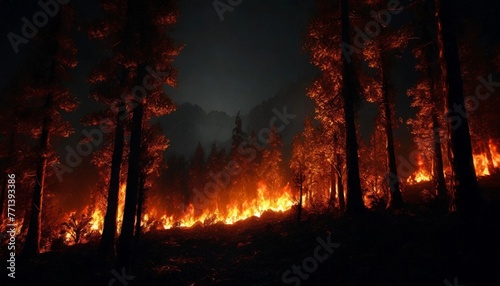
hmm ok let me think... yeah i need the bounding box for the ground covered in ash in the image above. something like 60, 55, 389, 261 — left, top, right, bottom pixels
5, 177, 500, 286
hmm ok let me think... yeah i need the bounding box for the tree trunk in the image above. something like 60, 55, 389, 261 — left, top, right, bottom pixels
423, 0, 448, 207
341, 0, 365, 215
337, 166, 345, 213
135, 172, 145, 241
330, 163, 336, 207
298, 172, 303, 223
23, 96, 52, 257
117, 60, 148, 270
435, 0, 479, 215
432, 112, 448, 203
99, 104, 125, 257
381, 63, 403, 208
117, 97, 144, 271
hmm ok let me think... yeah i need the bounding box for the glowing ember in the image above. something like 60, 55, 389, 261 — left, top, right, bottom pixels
64, 230, 72, 243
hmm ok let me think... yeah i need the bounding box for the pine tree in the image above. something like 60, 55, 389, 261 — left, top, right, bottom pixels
305, 0, 365, 214
359, 0, 410, 208
21, 6, 78, 257
261, 127, 285, 196
116, 0, 181, 271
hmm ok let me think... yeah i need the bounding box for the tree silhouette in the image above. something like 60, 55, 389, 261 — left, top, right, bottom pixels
22, 6, 78, 257
435, 0, 479, 215
116, 0, 181, 271
304, 0, 364, 215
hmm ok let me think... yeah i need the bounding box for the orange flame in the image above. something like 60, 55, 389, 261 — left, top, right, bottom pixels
473, 139, 500, 177
61, 183, 127, 245
407, 139, 500, 185
88, 183, 126, 234
143, 181, 295, 230
407, 156, 432, 184
62, 181, 296, 243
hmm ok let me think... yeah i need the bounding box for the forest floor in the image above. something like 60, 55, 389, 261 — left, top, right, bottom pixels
5, 174, 500, 286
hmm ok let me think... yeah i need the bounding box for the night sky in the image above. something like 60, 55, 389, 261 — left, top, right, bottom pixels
0, 0, 499, 149
171, 0, 317, 114
1, 0, 317, 115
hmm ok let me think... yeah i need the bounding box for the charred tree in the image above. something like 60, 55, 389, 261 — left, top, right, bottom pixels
116, 0, 181, 270
335, 153, 346, 213
381, 62, 403, 208
99, 102, 126, 257
117, 67, 145, 270
22, 6, 77, 256
432, 109, 448, 204
425, 0, 448, 205
332, 132, 346, 213
23, 96, 52, 257
341, 0, 365, 215
435, 0, 480, 215
408, 0, 448, 208
330, 163, 336, 207
293, 167, 305, 223
135, 171, 145, 241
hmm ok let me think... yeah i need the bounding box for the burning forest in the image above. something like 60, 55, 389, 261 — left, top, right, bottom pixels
1, 0, 500, 285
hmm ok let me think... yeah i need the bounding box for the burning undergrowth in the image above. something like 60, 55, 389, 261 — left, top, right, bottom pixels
55, 181, 300, 247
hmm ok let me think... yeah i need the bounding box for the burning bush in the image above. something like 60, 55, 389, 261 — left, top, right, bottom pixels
60, 212, 93, 245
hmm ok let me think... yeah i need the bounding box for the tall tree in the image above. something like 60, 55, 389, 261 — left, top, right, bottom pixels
291, 118, 332, 209
188, 142, 207, 210
459, 28, 500, 176
87, 62, 130, 257
116, 0, 181, 271
359, 115, 389, 208
261, 126, 285, 196
227, 112, 249, 209
22, 6, 78, 257
407, 0, 448, 206
435, 0, 479, 214
290, 133, 306, 220
361, 13, 410, 208
231, 111, 246, 156
340, 0, 365, 214
304, 0, 364, 214
87, 0, 134, 258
